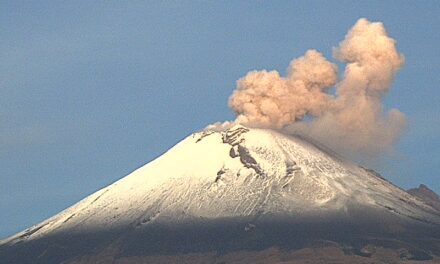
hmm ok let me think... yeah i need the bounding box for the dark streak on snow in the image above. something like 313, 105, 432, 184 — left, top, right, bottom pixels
222, 127, 249, 146
237, 146, 266, 178
195, 131, 215, 143
135, 210, 162, 228
62, 214, 76, 224
17, 225, 46, 241
221, 127, 266, 178
229, 147, 239, 158
89, 189, 109, 206
285, 161, 300, 177
215, 168, 226, 183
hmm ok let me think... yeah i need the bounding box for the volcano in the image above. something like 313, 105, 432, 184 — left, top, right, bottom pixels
1, 125, 439, 263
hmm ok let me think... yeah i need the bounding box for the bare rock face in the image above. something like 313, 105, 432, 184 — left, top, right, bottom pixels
408, 184, 440, 212
1, 125, 440, 263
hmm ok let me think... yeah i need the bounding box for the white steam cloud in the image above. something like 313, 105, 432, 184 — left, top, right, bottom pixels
228, 18, 406, 157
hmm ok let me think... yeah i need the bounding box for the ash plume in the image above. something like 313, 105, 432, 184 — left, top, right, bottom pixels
228, 18, 406, 157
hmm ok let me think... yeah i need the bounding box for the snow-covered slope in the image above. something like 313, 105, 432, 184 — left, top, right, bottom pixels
2, 125, 439, 248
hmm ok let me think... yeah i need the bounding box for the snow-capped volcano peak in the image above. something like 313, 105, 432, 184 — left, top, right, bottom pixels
2, 125, 439, 247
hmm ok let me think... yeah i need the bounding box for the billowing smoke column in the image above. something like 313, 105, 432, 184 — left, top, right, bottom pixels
229, 50, 338, 128
228, 18, 406, 156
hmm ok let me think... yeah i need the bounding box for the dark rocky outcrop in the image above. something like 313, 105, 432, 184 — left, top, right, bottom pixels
408, 184, 440, 212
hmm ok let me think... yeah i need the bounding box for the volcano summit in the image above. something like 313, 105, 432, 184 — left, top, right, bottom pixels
1, 125, 439, 263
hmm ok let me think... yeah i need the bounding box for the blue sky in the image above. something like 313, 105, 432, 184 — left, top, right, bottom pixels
1, 1, 439, 238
